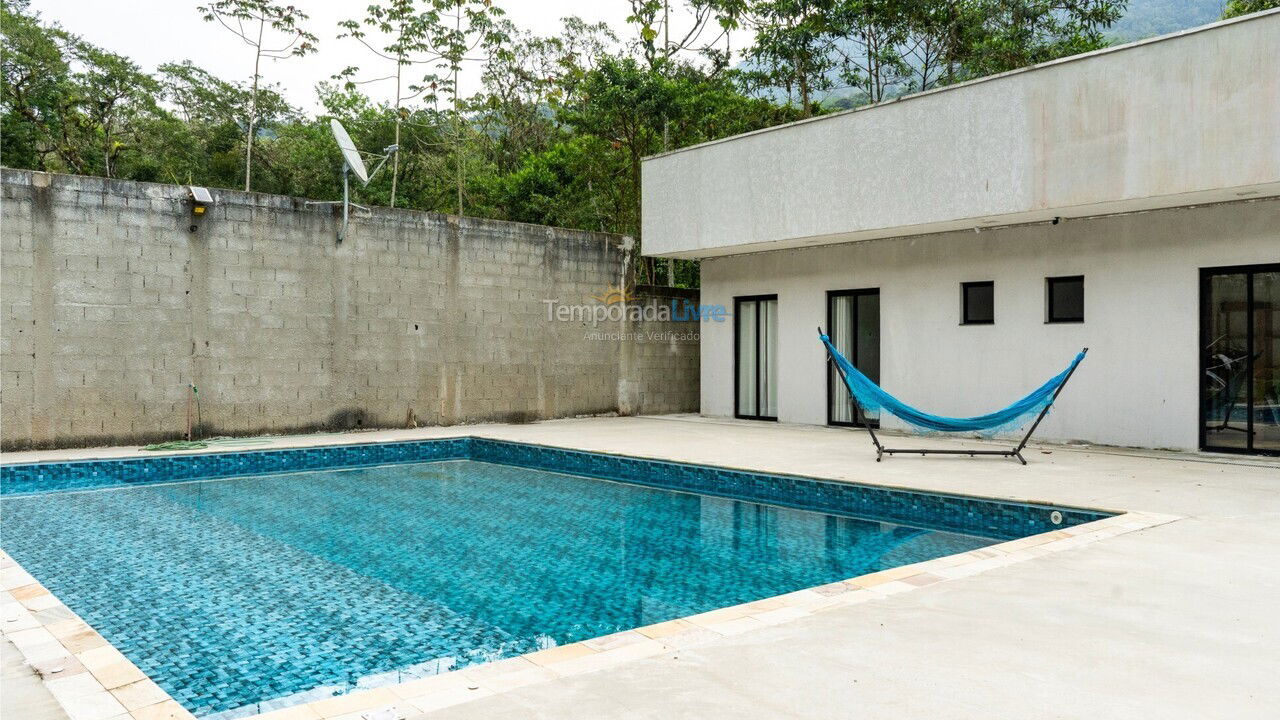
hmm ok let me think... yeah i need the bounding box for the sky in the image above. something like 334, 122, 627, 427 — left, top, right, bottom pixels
28, 0, 743, 113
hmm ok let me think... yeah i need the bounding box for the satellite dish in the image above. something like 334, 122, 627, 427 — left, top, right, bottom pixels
308, 119, 397, 242
330, 119, 370, 185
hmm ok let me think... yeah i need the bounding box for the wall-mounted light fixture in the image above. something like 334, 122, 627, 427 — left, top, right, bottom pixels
188, 186, 212, 214
188, 186, 212, 232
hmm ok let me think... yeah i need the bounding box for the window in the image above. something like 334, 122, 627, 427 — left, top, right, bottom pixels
1046, 275, 1084, 323
1201, 264, 1280, 455
735, 295, 778, 420
827, 289, 880, 426
961, 281, 994, 325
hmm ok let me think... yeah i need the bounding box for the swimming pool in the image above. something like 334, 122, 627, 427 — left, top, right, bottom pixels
0, 439, 1111, 717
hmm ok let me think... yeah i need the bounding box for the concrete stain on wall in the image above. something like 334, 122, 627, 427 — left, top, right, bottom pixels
0, 170, 699, 450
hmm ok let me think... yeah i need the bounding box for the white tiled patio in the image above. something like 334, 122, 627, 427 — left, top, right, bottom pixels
3, 415, 1277, 719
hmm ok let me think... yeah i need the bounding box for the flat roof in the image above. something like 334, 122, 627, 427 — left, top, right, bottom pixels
640, 9, 1280, 258
643, 8, 1280, 164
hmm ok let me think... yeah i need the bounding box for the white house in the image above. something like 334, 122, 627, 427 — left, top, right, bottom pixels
641, 10, 1280, 455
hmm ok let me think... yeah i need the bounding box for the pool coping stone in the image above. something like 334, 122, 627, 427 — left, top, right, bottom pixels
1, 439, 1178, 720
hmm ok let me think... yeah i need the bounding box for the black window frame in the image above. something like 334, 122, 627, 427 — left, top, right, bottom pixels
960, 281, 995, 325
1046, 275, 1085, 324
1199, 262, 1280, 457
734, 294, 779, 421
826, 288, 880, 428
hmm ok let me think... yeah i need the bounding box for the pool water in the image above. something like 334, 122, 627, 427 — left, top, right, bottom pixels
2, 459, 995, 716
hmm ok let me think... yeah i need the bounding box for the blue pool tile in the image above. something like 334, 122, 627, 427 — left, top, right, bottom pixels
0, 436, 1110, 717
0, 436, 1108, 539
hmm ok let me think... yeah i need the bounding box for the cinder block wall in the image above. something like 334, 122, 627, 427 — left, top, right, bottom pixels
0, 170, 699, 450
621, 286, 701, 415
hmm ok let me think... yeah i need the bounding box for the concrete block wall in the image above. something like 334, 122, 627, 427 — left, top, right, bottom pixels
0, 170, 699, 450
620, 286, 702, 416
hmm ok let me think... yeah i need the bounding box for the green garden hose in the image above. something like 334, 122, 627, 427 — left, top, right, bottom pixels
141, 437, 275, 452
142, 440, 210, 451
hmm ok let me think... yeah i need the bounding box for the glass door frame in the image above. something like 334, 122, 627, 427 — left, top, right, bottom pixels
826, 288, 881, 428
734, 294, 779, 421
1199, 263, 1280, 456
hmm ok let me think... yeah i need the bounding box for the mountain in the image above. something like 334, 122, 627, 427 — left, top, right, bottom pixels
760, 0, 1230, 109
1110, 0, 1226, 41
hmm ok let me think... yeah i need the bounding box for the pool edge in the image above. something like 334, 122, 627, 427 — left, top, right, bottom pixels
1, 432, 1129, 518
1, 436, 1119, 541
0, 509, 1180, 720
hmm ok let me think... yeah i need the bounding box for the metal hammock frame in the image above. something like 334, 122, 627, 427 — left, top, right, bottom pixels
819, 327, 1087, 465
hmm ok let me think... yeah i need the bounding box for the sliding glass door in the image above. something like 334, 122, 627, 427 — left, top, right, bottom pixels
735, 295, 778, 420
828, 289, 880, 426
1201, 264, 1280, 455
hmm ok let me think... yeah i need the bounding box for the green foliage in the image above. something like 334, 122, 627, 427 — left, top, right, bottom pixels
1107, 0, 1221, 41
198, 0, 318, 190
1223, 0, 1280, 18
494, 136, 620, 230
70, 43, 165, 178
198, 0, 318, 55
1, 0, 1134, 287
1, 0, 73, 171
159, 61, 292, 127
952, 0, 1128, 77
1, 2, 170, 178
741, 0, 847, 116
735, 0, 1128, 110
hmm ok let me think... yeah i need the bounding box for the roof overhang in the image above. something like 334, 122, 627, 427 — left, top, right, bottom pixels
641, 10, 1280, 259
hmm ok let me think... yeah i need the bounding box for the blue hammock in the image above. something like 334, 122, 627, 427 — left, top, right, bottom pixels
820, 332, 1087, 434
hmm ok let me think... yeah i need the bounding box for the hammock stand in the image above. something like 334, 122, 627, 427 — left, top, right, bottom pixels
1203, 350, 1260, 438
819, 327, 1087, 465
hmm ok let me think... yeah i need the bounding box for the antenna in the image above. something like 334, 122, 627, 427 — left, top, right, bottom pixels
331, 119, 369, 184
305, 119, 398, 243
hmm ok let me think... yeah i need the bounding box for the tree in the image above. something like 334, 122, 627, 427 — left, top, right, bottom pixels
625, 0, 741, 73
562, 55, 799, 281
950, 0, 1128, 78
426, 0, 508, 215
339, 0, 450, 207
562, 56, 672, 239
472, 17, 617, 174
740, 0, 848, 117
1222, 0, 1280, 18
198, 0, 317, 191
831, 0, 912, 104
495, 135, 622, 231
69, 42, 163, 178
1, 0, 74, 171
153, 61, 294, 187
897, 1, 965, 92
2, 3, 174, 178
158, 60, 291, 127
735, 0, 1126, 110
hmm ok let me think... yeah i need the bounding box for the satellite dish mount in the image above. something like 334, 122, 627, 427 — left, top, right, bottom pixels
305, 119, 397, 242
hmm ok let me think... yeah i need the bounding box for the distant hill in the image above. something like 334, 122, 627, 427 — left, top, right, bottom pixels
1110, 0, 1226, 41
764, 0, 1232, 109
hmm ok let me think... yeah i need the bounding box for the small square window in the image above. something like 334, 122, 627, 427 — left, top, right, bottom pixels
1046, 276, 1084, 323
961, 281, 994, 325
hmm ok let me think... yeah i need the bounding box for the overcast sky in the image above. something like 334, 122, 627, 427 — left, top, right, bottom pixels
29, 0, 745, 112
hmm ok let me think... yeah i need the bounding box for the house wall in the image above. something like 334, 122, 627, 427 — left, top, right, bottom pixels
699, 199, 1280, 450
0, 170, 699, 450
642, 10, 1280, 257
